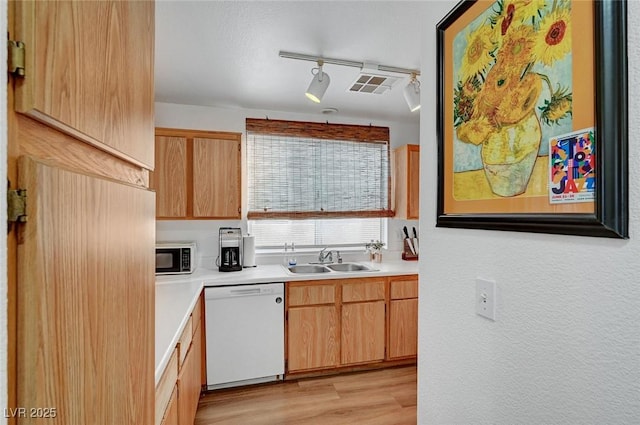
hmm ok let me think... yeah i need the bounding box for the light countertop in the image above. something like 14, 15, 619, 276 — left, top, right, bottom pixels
155, 260, 419, 384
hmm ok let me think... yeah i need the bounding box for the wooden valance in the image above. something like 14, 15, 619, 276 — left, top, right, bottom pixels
246, 118, 389, 143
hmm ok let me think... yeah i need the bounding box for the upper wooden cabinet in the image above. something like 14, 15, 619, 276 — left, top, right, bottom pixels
152, 128, 242, 219
13, 0, 155, 169
394, 144, 420, 219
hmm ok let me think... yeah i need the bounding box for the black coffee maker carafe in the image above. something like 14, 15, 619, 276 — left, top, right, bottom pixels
218, 227, 242, 272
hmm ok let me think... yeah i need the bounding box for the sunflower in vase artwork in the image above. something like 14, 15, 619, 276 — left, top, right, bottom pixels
453, 0, 573, 198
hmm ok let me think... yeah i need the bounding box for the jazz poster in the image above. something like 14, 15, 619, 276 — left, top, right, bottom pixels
549, 128, 595, 204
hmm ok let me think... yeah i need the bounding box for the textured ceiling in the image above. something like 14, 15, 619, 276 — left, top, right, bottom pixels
155, 1, 423, 124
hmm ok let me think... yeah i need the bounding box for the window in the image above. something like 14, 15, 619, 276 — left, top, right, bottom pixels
248, 218, 386, 249
246, 118, 392, 218
246, 118, 391, 248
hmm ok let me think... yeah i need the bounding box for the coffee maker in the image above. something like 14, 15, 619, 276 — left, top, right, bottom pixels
218, 227, 242, 272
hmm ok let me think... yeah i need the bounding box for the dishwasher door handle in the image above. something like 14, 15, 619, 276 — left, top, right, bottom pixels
229, 288, 262, 296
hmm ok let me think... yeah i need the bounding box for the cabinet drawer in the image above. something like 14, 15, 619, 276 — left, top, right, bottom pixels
288, 283, 336, 306
155, 348, 178, 425
177, 317, 193, 368
342, 278, 385, 302
390, 278, 418, 299
191, 297, 202, 337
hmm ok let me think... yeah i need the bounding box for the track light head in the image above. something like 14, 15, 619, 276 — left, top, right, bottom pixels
305, 60, 330, 103
403, 73, 421, 112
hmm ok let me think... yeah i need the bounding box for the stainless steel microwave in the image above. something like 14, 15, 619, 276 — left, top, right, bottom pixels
155, 242, 197, 275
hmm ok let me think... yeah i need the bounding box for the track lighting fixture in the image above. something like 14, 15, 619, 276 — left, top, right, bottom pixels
280, 51, 421, 112
403, 73, 421, 112
305, 60, 330, 103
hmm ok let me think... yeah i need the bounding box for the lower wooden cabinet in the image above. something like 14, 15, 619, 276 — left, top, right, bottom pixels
287, 306, 339, 371
286, 276, 416, 374
156, 295, 204, 425
388, 276, 419, 359
341, 301, 385, 365
160, 386, 179, 425
178, 320, 202, 425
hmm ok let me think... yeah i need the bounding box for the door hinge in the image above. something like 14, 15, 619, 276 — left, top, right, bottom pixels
8, 189, 28, 224
8, 40, 26, 77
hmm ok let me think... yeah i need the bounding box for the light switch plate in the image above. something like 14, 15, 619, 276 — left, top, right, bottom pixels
476, 278, 496, 321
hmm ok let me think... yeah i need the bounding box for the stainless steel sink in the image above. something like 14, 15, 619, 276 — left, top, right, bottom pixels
325, 263, 373, 272
286, 264, 331, 274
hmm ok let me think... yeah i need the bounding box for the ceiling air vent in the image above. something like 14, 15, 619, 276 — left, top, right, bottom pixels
348, 65, 401, 95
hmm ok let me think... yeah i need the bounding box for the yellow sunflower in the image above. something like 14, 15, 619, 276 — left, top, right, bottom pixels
473, 60, 523, 120
460, 24, 496, 82
499, 24, 536, 67
534, 7, 572, 66
512, 0, 546, 24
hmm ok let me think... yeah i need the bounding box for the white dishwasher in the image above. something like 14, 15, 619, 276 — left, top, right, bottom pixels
204, 282, 284, 389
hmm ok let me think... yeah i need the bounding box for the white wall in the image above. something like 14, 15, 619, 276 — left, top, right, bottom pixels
1, 1, 8, 423
418, 2, 640, 424
155, 102, 420, 263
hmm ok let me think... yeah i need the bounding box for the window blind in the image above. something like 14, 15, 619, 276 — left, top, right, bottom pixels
246, 119, 392, 219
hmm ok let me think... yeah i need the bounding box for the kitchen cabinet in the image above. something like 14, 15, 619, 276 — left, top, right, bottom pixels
286, 275, 419, 375
156, 296, 204, 425
341, 279, 386, 365
153, 128, 242, 219
287, 282, 340, 372
161, 387, 179, 425
178, 317, 202, 425
388, 276, 419, 359
394, 144, 420, 219
286, 278, 386, 372
160, 386, 179, 425
156, 351, 179, 425
8, 1, 155, 424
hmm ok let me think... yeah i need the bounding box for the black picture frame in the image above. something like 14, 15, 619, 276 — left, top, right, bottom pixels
436, 0, 628, 238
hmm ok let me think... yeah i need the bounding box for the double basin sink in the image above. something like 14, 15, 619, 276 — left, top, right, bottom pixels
285, 262, 376, 274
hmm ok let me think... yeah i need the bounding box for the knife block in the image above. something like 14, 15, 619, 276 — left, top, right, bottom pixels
402, 239, 418, 261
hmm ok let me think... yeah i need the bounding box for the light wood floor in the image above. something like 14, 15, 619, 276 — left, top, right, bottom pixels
195, 365, 417, 425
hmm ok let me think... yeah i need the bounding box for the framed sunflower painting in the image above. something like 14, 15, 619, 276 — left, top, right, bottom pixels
436, 0, 628, 238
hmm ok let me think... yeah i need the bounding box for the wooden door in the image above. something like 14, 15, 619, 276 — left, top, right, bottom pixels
287, 306, 339, 371
17, 156, 155, 424
193, 137, 241, 218
341, 301, 386, 365
153, 135, 188, 218
389, 299, 419, 359
13, 0, 154, 168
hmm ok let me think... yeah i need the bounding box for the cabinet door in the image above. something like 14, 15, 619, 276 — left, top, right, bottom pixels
341, 301, 386, 365
389, 298, 418, 359
193, 137, 241, 218
14, 1, 154, 168
407, 146, 420, 219
177, 323, 202, 425
154, 136, 188, 218
160, 386, 179, 425
394, 144, 420, 219
287, 306, 339, 371
17, 156, 155, 424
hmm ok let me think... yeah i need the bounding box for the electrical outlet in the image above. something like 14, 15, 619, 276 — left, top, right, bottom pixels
476, 278, 496, 321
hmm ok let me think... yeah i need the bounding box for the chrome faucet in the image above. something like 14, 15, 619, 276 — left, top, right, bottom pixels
318, 247, 333, 264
